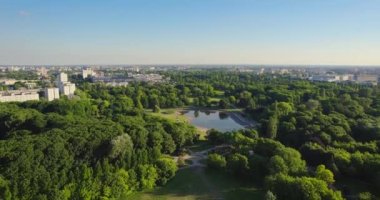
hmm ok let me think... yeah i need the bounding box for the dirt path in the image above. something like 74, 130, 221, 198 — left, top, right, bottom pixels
173, 145, 231, 169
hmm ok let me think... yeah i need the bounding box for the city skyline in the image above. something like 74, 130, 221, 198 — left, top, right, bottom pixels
1, 0, 380, 65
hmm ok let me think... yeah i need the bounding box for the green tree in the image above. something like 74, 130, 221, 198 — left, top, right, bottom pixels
268, 156, 288, 175
207, 153, 227, 170
315, 165, 335, 184
137, 165, 158, 190
110, 169, 132, 198
155, 157, 178, 185
0, 176, 11, 200
153, 105, 160, 113
266, 115, 278, 139
227, 153, 249, 175
108, 134, 134, 160
265, 190, 277, 200
358, 192, 372, 200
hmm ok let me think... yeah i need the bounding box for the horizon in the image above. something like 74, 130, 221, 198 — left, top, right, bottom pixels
3, 64, 380, 69
1, 0, 380, 65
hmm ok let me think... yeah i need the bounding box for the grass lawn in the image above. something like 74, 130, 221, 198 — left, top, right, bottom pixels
125, 167, 264, 200
146, 108, 208, 140
187, 141, 213, 152
146, 108, 188, 123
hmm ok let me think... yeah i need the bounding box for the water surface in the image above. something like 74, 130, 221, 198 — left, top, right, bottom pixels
182, 110, 245, 132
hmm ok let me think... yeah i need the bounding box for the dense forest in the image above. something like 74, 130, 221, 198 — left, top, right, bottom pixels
1, 70, 380, 199
0, 98, 196, 199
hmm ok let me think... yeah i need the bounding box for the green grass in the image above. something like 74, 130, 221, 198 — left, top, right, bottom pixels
146, 108, 208, 139
188, 141, 213, 152
187, 97, 194, 104
125, 167, 264, 200
146, 108, 188, 123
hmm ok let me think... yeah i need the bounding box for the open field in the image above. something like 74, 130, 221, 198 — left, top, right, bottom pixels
146, 108, 189, 122
126, 167, 264, 200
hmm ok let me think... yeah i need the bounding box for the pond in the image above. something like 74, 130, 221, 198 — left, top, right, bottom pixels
181, 110, 247, 132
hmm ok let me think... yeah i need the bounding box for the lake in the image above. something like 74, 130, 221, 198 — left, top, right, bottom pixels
181, 110, 246, 132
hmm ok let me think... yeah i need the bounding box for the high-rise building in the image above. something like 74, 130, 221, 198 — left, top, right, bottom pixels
82, 68, 95, 79
56, 72, 76, 96
58, 72, 68, 83
45, 88, 60, 101
62, 83, 76, 96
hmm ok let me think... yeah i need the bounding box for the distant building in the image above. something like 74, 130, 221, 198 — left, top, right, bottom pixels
0, 90, 39, 102
92, 77, 131, 86
45, 88, 60, 101
310, 75, 340, 82
338, 74, 354, 81
0, 79, 17, 85
25, 82, 37, 89
106, 82, 129, 87
132, 73, 164, 83
58, 72, 68, 82
36, 67, 48, 77
56, 72, 76, 96
82, 68, 96, 79
355, 74, 378, 85
279, 69, 289, 74
61, 83, 76, 96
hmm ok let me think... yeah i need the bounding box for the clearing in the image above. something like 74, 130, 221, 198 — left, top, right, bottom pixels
126, 167, 264, 200
126, 144, 264, 200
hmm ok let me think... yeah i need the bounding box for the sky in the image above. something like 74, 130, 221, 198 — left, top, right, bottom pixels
0, 0, 380, 65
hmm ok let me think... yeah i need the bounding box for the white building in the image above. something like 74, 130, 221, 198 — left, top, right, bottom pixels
45, 88, 60, 101
56, 72, 76, 96
309, 75, 340, 82
339, 75, 350, 81
62, 83, 76, 96
82, 68, 95, 79
0, 90, 40, 102
58, 72, 68, 82
106, 82, 129, 87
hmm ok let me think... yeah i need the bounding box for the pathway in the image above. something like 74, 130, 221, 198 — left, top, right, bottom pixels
173, 145, 231, 169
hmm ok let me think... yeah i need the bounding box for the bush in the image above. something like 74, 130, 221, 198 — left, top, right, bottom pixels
207, 153, 226, 170
155, 157, 178, 185
358, 192, 372, 200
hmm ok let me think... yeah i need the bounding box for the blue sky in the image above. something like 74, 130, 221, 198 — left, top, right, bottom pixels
1, 0, 379, 65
